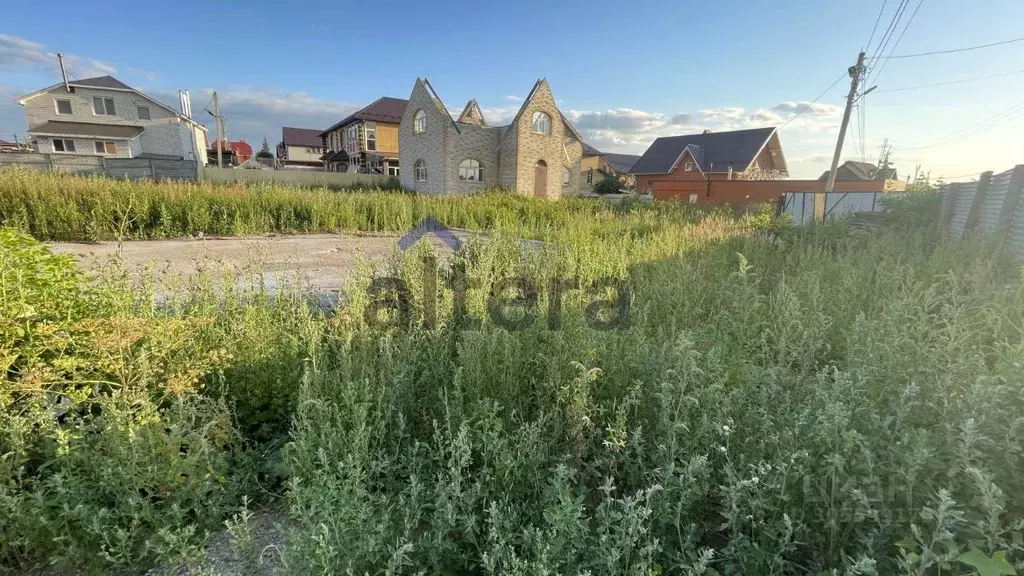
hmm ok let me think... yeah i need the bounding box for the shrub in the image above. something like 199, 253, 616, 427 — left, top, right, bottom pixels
593, 173, 621, 195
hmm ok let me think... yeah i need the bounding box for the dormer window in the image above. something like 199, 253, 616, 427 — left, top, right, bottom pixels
531, 112, 551, 135
684, 161, 694, 172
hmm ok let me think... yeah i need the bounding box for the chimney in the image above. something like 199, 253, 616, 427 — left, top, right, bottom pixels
57, 53, 71, 93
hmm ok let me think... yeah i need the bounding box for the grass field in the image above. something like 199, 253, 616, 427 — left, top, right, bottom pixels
1, 170, 1023, 575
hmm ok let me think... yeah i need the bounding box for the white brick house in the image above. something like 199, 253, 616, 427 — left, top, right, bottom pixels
398, 78, 583, 198
15, 76, 207, 163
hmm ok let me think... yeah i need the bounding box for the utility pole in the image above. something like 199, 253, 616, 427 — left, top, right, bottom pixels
821, 51, 873, 220
212, 91, 223, 169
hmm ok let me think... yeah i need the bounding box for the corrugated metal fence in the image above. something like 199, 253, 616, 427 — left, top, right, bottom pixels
783, 190, 901, 224
939, 164, 1024, 253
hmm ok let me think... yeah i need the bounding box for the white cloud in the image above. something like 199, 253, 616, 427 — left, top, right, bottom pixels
0, 33, 121, 79
155, 88, 361, 146
504, 95, 523, 102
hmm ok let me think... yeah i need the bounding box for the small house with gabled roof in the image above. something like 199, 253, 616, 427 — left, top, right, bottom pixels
399, 78, 584, 197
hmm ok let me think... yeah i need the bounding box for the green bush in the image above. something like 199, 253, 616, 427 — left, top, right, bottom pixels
593, 174, 621, 195
0, 228, 252, 573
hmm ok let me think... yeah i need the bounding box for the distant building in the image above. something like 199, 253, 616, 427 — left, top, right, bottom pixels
320, 97, 407, 174
0, 138, 32, 152
818, 160, 898, 182
580, 143, 640, 191
276, 127, 323, 168
15, 75, 207, 163
209, 139, 253, 166
632, 127, 902, 205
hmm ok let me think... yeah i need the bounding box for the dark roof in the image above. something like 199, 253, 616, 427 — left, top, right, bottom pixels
68, 75, 134, 90
320, 97, 409, 136
818, 160, 898, 182
27, 120, 144, 139
603, 153, 642, 174
582, 143, 641, 173
630, 127, 777, 174
323, 150, 350, 163
281, 127, 323, 147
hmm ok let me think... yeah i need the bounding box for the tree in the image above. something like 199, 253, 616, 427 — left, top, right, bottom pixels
593, 173, 621, 195
256, 137, 274, 159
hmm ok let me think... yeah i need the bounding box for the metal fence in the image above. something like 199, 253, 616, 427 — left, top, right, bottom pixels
0, 152, 198, 180
202, 166, 389, 188
939, 165, 1024, 253
783, 191, 899, 224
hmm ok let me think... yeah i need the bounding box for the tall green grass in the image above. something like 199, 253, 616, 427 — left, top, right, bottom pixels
0, 167, 723, 242
2, 173, 1022, 575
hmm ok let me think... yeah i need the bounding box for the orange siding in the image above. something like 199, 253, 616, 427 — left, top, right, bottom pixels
651, 179, 905, 205
375, 123, 400, 155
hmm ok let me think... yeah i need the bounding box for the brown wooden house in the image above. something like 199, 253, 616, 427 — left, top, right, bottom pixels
320, 97, 407, 175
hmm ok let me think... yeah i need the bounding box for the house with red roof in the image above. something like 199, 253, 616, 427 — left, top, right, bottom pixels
208, 139, 253, 166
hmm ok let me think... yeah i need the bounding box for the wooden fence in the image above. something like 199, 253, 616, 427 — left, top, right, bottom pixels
939, 164, 1024, 253
0, 152, 198, 180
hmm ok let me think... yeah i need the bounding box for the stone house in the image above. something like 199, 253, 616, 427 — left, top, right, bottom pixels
15, 75, 207, 162
398, 78, 584, 197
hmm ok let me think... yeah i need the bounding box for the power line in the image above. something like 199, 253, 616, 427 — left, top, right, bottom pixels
873, 35, 1024, 59
864, 0, 889, 53
876, 68, 1024, 92
868, 0, 924, 84
866, 0, 910, 76
901, 97, 1024, 150
780, 72, 847, 129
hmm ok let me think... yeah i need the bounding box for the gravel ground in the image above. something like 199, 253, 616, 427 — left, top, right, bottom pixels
49, 232, 463, 300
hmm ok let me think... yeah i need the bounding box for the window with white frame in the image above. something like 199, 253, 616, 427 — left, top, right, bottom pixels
414, 160, 427, 182
137, 106, 151, 120
365, 122, 376, 152
388, 164, 400, 177
92, 97, 116, 116
531, 112, 551, 135
688, 193, 698, 204
458, 159, 483, 181
562, 167, 570, 186
413, 110, 426, 134
94, 141, 116, 154
684, 161, 694, 171
52, 139, 76, 152
346, 124, 359, 154
55, 99, 72, 115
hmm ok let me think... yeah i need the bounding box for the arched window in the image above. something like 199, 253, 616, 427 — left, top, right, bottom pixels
458, 159, 483, 181
562, 166, 570, 186
413, 110, 426, 134
531, 111, 551, 135
414, 159, 427, 182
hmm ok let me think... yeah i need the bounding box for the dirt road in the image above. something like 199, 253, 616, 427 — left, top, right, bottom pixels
49, 232, 460, 299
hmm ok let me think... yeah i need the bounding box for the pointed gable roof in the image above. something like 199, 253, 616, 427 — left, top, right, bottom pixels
499, 78, 582, 145
320, 97, 409, 136
69, 75, 134, 90
457, 99, 487, 126
418, 78, 461, 134
631, 127, 779, 174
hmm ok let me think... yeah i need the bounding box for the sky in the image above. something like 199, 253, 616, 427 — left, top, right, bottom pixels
1, 0, 1023, 180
